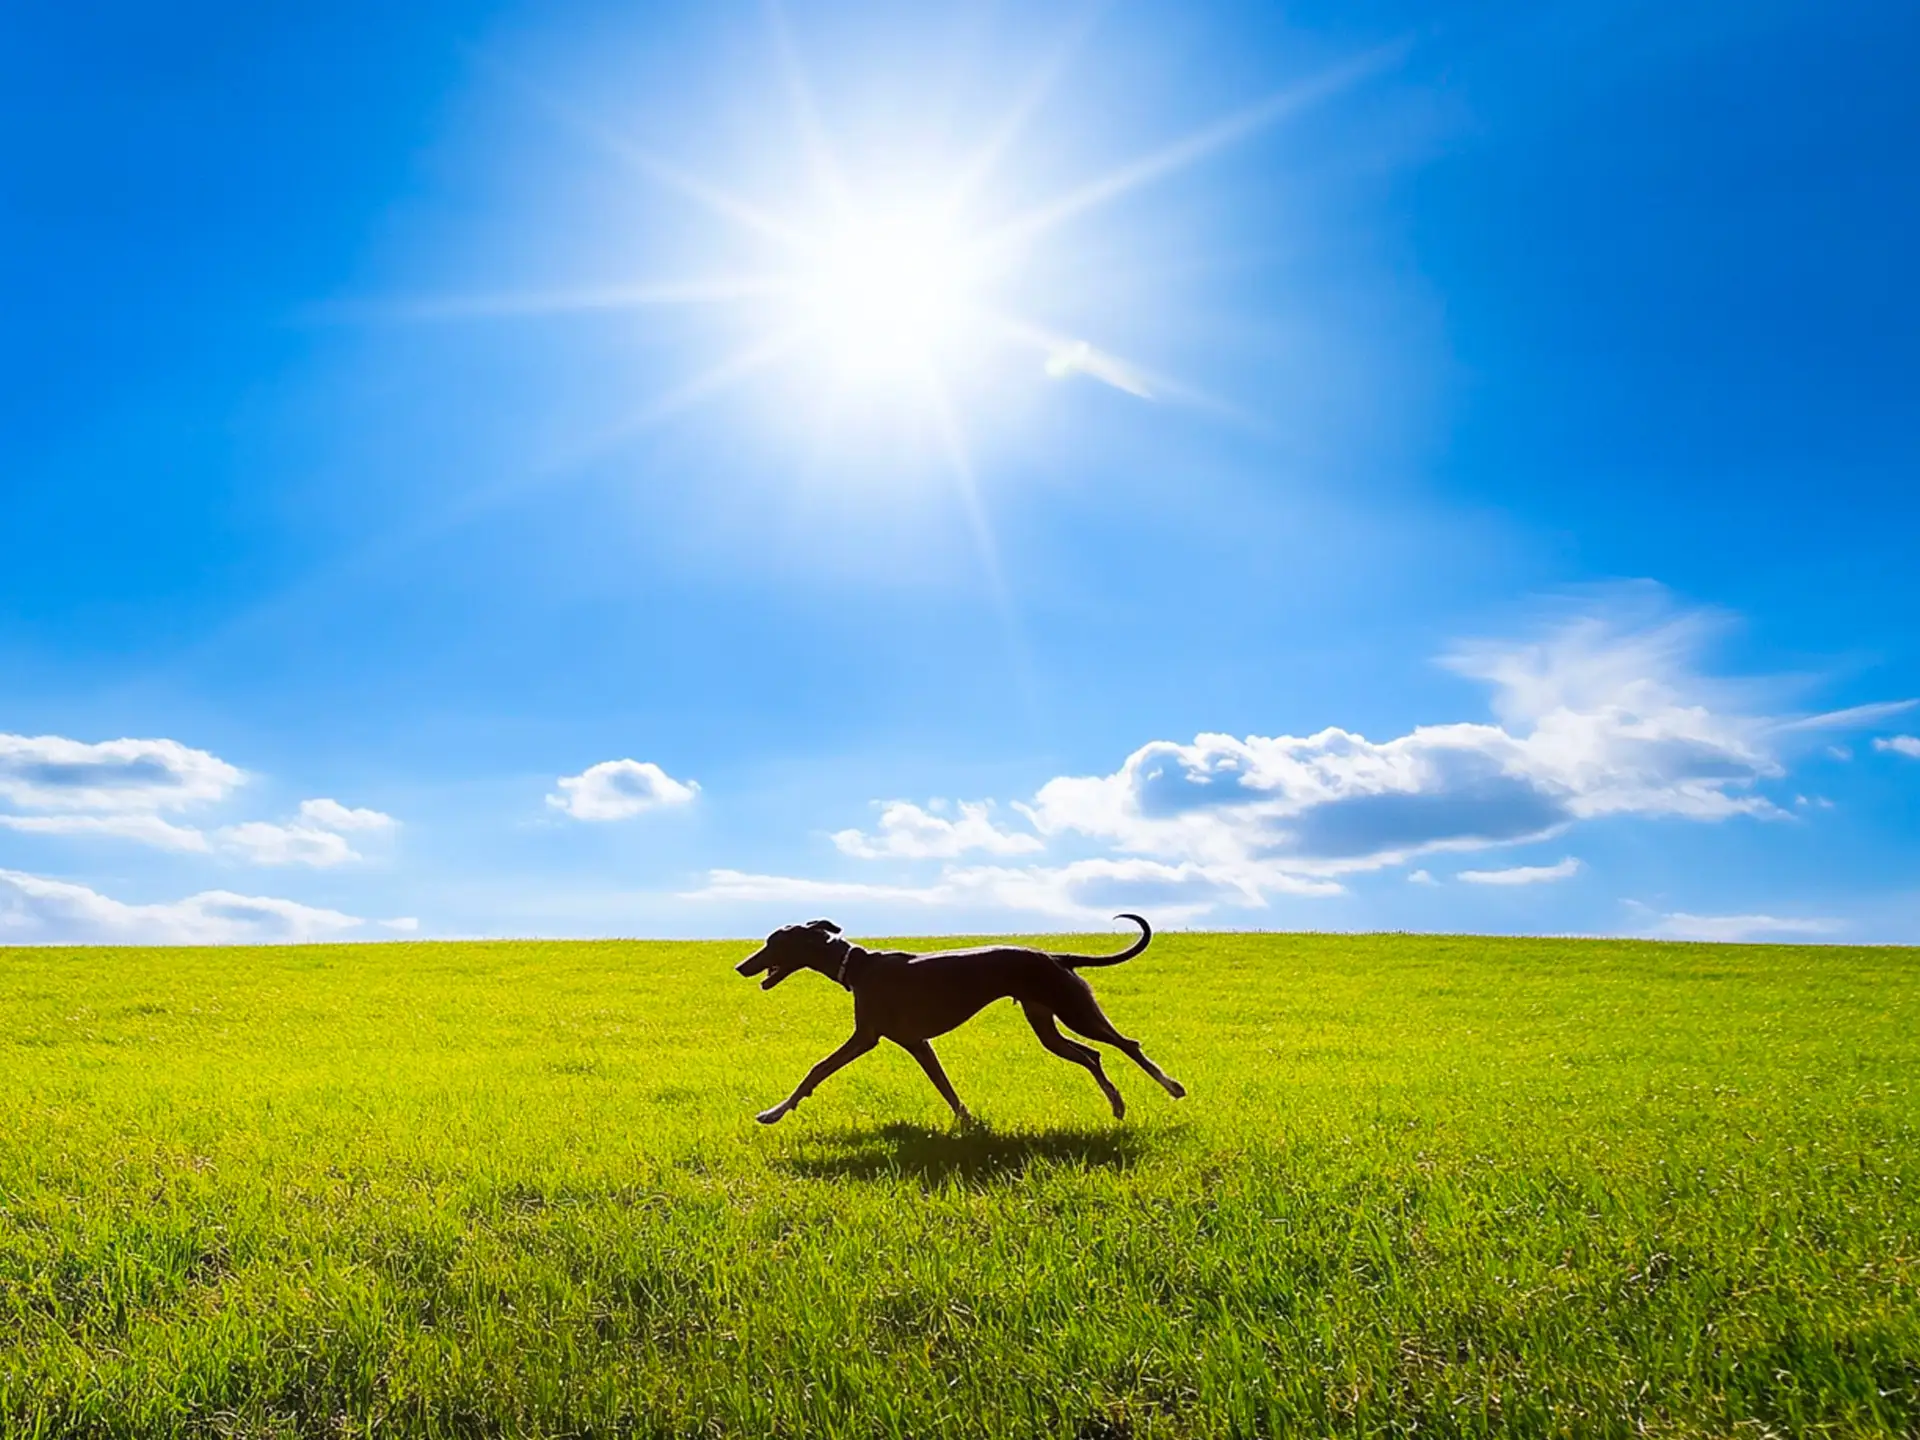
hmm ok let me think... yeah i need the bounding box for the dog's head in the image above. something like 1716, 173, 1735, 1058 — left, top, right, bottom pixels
735, 918, 843, 990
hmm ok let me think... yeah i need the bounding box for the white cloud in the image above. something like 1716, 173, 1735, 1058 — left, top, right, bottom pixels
690, 855, 1332, 923
381, 916, 420, 933
1407, 868, 1437, 885
1457, 857, 1582, 886
0, 812, 211, 852
0, 737, 401, 868
215, 822, 359, 868
548, 760, 699, 821
0, 869, 364, 945
680, 590, 1903, 926
298, 798, 397, 831
1874, 735, 1920, 759
1649, 911, 1844, 943
1023, 598, 1895, 895
832, 800, 1043, 859
0, 733, 242, 813
1773, 700, 1916, 734
208, 800, 397, 867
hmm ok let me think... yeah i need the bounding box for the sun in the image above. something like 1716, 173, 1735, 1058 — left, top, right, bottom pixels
406, 26, 1393, 515
789, 207, 986, 383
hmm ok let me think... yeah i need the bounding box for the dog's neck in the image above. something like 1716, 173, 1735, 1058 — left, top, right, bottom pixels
823, 937, 868, 990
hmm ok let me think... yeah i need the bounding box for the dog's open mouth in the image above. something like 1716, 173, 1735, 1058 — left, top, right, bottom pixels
735, 950, 795, 990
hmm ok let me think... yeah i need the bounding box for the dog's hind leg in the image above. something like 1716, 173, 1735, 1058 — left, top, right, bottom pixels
757, 1030, 877, 1124
1051, 991, 1186, 1100
1022, 1004, 1126, 1119
898, 1039, 973, 1127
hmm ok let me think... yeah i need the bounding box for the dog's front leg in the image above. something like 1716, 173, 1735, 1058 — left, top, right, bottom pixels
899, 1039, 973, 1127
757, 1031, 877, 1124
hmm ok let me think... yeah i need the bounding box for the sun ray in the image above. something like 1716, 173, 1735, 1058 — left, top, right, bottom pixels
555, 327, 810, 471
764, 0, 850, 213
981, 41, 1406, 253
939, 1, 1110, 221
919, 363, 1040, 714
343, 277, 795, 323
485, 56, 809, 248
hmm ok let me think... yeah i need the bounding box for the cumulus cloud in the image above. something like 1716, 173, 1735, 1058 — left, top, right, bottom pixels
699, 591, 1903, 922
0, 733, 242, 813
832, 800, 1043, 859
1457, 857, 1582, 886
548, 760, 699, 821
1874, 735, 1920, 759
1649, 911, 1843, 943
214, 822, 359, 868
0, 869, 364, 945
1024, 600, 1895, 888
211, 798, 396, 866
0, 734, 402, 873
1407, 869, 1437, 885
298, 798, 397, 831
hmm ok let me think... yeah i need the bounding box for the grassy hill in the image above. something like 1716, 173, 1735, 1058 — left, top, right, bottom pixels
2, 932, 1915, 1437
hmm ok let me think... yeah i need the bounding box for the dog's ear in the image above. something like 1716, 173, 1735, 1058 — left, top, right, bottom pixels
805, 918, 842, 935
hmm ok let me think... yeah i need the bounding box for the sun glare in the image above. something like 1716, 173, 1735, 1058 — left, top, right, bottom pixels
792, 209, 983, 380
425, 24, 1392, 531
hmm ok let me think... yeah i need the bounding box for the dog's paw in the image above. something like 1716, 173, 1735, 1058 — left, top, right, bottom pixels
1162, 1078, 1187, 1099
755, 1106, 788, 1125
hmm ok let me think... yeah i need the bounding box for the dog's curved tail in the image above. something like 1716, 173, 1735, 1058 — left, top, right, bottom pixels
1054, 912, 1152, 969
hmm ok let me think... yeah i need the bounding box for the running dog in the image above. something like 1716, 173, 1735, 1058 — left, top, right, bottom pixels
735, 914, 1185, 1125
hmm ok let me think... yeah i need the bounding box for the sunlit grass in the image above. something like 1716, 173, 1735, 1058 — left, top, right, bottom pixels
1, 932, 1915, 1437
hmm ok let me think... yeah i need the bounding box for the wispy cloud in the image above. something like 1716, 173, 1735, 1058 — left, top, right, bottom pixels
1773, 700, 1916, 734
548, 760, 699, 821
0, 812, 212, 852
298, 798, 397, 831
0, 869, 365, 945
1043, 339, 1153, 399
1457, 857, 1582, 886
832, 800, 1042, 860
1648, 911, 1844, 943
688, 855, 1330, 924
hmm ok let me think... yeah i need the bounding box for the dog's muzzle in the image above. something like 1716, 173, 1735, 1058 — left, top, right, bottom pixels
735, 948, 792, 990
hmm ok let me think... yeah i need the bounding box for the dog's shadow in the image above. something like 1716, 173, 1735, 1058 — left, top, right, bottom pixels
777, 1120, 1155, 1189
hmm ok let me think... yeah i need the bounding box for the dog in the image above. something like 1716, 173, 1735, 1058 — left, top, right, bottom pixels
734, 913, 1185, 1125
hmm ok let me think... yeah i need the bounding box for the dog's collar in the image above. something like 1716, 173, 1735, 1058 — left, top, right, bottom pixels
830, 940, 861, 989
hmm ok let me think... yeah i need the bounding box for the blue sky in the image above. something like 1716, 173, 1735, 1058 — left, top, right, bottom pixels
4, 0, 1917, 944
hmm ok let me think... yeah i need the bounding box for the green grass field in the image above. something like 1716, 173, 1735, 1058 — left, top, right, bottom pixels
1, 932, 1916, 1438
